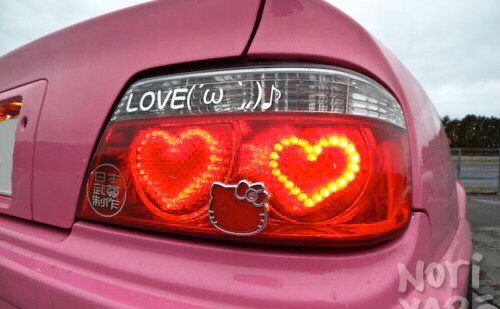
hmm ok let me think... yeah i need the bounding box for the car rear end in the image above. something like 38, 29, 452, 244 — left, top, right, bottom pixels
0, 0, 471, 307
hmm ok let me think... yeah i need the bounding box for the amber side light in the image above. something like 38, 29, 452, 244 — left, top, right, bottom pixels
0, 101, 22, 122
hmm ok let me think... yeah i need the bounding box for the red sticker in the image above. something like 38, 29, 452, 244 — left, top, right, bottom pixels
86, 164, 127, 217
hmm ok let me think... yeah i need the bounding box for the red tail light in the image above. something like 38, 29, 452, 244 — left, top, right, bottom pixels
78, 65, 411, 247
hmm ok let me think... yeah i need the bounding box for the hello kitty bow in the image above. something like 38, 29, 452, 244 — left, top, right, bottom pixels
234, 180, 269, 207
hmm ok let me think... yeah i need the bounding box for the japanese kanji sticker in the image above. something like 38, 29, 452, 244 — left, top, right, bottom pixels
86, 164, 127, 217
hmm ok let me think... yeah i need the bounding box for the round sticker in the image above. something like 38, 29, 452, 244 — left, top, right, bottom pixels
86, 164, 127, 217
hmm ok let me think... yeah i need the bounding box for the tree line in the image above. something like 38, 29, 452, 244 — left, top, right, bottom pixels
441, 115, 499, 148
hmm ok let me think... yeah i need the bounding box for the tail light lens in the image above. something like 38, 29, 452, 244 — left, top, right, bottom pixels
77, 65, 411, 247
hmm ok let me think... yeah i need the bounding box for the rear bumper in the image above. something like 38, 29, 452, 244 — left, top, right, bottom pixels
0, 212, 470, 308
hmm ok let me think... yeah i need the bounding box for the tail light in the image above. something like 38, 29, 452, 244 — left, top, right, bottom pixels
77, 65, 411, 247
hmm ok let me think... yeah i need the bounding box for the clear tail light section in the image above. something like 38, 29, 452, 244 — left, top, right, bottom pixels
77, 65, 411, 247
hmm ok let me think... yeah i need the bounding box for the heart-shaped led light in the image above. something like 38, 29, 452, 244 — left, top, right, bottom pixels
131, 128, 228, 219
269, 135, 360, 208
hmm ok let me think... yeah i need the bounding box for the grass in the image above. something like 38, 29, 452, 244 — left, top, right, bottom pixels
465, 186, 498, 194
452, 156, 499, 163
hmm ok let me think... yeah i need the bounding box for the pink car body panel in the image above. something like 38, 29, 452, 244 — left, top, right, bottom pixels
0, 0, 471, 307
0, 80, 47, 220
247, 0, 461, 260
0, 213, 470, 308
0, 0, 262, 227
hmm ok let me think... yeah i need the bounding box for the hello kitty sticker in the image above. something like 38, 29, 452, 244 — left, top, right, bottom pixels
208, 180, 269, 236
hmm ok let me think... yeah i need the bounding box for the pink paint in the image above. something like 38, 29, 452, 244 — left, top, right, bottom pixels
0, 213, 419, 307
0, 213, 470, 307
0, 0, 262, 227
248, 0, 461, 259
0, 80, 47, 219
0, 0, 471, 306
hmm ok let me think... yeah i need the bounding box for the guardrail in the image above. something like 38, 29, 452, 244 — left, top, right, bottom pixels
451, 148, 500, 194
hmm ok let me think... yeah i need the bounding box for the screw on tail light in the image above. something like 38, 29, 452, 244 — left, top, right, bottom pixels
78, 65, 411, 247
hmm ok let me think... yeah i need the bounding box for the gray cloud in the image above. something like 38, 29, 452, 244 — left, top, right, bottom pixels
1, 1, 498, 117
328, 0, 500, 117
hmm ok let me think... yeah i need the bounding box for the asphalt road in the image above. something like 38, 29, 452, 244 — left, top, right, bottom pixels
467, 194, 500, 308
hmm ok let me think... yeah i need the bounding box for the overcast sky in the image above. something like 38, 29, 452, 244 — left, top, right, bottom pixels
1, 1, 498, 118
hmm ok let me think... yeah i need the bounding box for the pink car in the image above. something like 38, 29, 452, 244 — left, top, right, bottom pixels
0, 0, 472, 307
